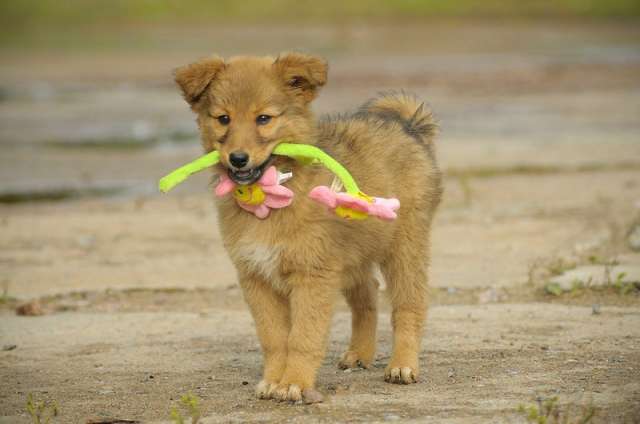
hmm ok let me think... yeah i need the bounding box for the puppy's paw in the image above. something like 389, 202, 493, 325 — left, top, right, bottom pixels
272, 383, 303, 403
338, 350, 371, 369
255, 379, 278, 399
384, 366, 418, 384
271, 383, 324, 404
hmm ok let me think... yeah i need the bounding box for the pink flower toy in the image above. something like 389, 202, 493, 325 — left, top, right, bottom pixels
214, 166, 293, 219
309, 186, 400, 221
159, 143, 400, 221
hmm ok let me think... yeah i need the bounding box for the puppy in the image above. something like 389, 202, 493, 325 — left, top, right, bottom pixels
174, 53, 442, 403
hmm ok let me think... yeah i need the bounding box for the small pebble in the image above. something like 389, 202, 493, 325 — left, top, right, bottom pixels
242, 381, 249, 385
2, 344, 17, 351
16, 301, 44, 316
592, 304, 601, 315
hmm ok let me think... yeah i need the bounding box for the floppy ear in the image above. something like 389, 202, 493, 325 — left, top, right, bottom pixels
273, 52, 328, 103
174, 56, 225, 108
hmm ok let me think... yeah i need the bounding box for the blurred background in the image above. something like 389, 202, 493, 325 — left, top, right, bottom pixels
1, 0, 640, 297
2, 2, 640, 422
1, 0, 639, 202
2, 0, 640, 308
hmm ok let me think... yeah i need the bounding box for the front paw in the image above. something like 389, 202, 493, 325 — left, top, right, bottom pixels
384, 365, 418, 384
255, 379, 279, 399
272, 382, 303, 402
272, 383, 324, 404
338, 350, 371, 369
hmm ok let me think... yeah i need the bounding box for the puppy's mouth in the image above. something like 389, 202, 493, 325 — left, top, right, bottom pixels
228, 157, 272, 185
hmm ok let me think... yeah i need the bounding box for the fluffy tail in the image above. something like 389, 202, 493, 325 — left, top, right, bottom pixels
358, 91, 438, 145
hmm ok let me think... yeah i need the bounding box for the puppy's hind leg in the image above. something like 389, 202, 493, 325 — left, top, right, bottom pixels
339, 265, 378, 369
380, 236, 430, 385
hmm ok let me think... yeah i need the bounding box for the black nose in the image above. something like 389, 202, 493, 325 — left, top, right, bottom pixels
229, 151, 249, 168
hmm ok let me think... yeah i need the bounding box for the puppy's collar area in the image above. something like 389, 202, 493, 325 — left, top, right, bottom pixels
158, 142, 400, 221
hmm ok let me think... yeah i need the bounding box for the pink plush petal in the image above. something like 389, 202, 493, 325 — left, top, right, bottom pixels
261, 184, 294, 197
334, 193, 371, 213
264, 194, 293, 209
259, 168, 294, 210
237, 201, 256, 214
258, 166, 278, 186
373, 197, 400, 211
236, 202, 269, 219
215, 174, 236, 197
309, 186, 338, 208
367, 197, 400, 221
253, 204, 271, 219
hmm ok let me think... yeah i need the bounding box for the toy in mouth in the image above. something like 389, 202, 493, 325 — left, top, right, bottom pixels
158, 142, 400, 221
227, 157, 272, 185
216, 166, 294, 219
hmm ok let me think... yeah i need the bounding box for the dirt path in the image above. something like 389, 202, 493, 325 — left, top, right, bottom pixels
2, 164, 639, 423
2, 303, 639, 423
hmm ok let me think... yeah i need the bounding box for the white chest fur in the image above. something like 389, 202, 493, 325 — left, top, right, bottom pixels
230, 241, 287, 292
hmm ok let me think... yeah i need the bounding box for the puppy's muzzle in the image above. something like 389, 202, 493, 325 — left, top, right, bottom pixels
227, 152, 272, 185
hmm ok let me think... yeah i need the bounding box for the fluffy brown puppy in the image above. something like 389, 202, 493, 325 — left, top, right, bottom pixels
174, 53, 442, 403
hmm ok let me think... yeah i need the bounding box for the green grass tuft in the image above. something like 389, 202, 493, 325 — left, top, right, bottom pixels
170, 392, 201, 424
25, 393, 59, 424
2, 0, 640, 33
518, 396, 596, 424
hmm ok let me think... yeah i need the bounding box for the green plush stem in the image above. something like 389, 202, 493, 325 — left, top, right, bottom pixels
273, 143, 360, 194
158, 150, 220, 193
157, 142, 360, 194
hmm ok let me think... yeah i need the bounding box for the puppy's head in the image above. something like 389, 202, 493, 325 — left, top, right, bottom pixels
175, 53, 328, 185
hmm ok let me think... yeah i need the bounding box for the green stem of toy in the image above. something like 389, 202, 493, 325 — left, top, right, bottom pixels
157, 142, 360, 194
273, 143, 360, 194
158, 150, 220, 193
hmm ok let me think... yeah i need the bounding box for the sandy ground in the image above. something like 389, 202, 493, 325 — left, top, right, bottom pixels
1, 20, 640, 423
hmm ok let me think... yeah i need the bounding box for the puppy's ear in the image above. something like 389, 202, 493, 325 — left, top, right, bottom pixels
273, 52, 328, 103
174, 56, 225, 108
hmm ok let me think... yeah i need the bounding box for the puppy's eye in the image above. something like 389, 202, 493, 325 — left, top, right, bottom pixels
256, 115, 272, 126
217, 115, 231, 125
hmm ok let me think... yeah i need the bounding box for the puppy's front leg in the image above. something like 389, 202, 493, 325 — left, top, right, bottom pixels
272, 272, 339, 403
239, 274, 290, 399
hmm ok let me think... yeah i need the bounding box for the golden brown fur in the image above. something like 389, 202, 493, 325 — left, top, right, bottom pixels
175, 53, 442, 403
